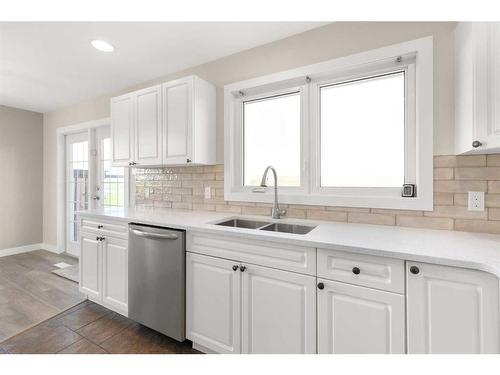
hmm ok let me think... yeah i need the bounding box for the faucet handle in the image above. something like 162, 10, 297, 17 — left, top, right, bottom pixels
279, 208, 287, 218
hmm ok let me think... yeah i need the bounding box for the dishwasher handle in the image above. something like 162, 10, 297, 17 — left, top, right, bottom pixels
130, 228, 179, 240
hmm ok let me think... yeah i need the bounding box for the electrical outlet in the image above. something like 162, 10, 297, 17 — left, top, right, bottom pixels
468, 191, 485, 211
204, 186, 212, 199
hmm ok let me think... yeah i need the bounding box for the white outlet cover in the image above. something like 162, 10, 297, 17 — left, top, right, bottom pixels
468, 191, 485, 211
204, 186, 212, 199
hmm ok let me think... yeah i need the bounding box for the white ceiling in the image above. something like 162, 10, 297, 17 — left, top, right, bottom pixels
0, 22, 327, 113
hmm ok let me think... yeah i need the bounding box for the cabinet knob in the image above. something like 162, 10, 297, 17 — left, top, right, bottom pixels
352, 267, 361, 275
317, 282, 325, 290
186, 158, 192, 163
232, 265, 239, 271
96, 236, 100, 241
472, 140, 482, 148
410, 265, 420, 275
97, 225, 103, 229
100, 237, 105, 241
239, 265, 246, 272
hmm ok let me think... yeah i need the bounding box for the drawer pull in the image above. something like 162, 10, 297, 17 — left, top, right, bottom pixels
352, 267, 361, 275
317, 282, 325, 290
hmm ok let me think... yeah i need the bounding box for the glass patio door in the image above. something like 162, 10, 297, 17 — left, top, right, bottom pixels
65, 132, 89, 256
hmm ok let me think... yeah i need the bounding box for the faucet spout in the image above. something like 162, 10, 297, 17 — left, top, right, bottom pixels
260, 166, 287, 219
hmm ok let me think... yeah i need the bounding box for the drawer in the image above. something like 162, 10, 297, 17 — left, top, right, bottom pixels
317, 248, 404, 294
81, 218, 128, 239
187, 231, 316, 275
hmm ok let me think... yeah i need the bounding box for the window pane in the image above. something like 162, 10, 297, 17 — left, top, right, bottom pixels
320, 72, 405, 188
243, 92, 301, 186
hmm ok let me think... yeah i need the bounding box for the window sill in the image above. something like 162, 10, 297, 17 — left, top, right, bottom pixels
224, 190, 433, 211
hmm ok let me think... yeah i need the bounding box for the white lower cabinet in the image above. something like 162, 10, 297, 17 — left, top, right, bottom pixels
317, 279, 405, 354
241, 264, 316, 354
186, 252, 316, 354
407, 261, 500, 354
80, 226, 128, 316
79, 233, 101, 300
102, 236, 128, 314
186, 253, 241, 354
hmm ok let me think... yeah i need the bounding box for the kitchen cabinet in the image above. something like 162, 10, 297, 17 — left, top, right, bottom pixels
79, 233, 101, 300
455, 22, 500, 154
111, 85, 162, 167
79, 219, 128, 316
186, 252, 241, 354
186, 252, 316, 354
162, 76, 216, 165
110, 75, 215, 167
407, 261, 500, 353
317, 278, 405, 354
241, 263, 316, 354
102, 236, 128, 314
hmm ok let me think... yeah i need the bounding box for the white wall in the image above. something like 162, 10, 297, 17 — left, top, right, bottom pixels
0, 105, 43, 250
42, 21, 456, 246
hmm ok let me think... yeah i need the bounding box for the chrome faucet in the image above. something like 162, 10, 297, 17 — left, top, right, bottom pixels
260, 166, 287, 219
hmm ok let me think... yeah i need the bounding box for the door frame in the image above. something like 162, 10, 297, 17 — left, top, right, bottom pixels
56, 118, 111, 255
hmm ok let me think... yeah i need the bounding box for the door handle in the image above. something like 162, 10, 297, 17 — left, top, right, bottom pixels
130, 229, 179, 240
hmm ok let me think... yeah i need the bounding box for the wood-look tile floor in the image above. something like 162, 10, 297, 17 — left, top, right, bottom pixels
0, 250, 86, 342
0, 301, 200, 354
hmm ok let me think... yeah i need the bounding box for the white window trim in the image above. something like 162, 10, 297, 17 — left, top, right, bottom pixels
224, 37, 433, 211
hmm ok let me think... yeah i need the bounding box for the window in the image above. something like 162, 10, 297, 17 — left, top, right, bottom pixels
225, 37, 433, 210
101, 138, 126, 207
243, 92, 301, 187
320, 72, 405, 188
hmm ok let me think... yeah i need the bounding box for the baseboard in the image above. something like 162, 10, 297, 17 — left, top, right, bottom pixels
40, 243, 63, 254
0, 242, 65, 258
0, 243, 44, 258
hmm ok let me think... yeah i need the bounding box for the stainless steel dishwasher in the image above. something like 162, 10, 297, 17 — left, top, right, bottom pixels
128, 223, 186, 342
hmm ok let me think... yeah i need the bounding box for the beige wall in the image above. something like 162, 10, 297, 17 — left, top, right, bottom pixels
0, 105, 43, 250
43, 22, 457, 246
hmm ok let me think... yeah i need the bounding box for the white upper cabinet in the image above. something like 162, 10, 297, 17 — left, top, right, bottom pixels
134, 85, 162, 166
455, 22, 500, 154
111, 75, 216, 167
163, 76, 216, 165
111, 94, 134, 166
407, 261, 499, 354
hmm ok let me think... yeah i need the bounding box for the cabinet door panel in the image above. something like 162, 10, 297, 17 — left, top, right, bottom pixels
186, 253, 240, 354
79, 233, 101, 299
163, 79, 192, 164
318, 279, 405, 354
407, 262, 499, 354
241, 264, 316, 354
111, 95, 133, 166
102, 237, 128, 315
135, 85, 162, 165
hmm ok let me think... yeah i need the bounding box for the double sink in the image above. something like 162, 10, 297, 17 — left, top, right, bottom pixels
215, 218, 316, 235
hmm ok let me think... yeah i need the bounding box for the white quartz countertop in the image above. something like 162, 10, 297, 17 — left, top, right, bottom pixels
77, 207, 500, 277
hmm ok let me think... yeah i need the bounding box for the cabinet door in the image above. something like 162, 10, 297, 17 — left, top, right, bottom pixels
407, 262, 499, 354
79, 232, 101, 300
111, 94, 134, 166
241, 264, 316, 354
186, 252, 241, 354
134, 85, 162, 166
163, 78, 193, 165
102, 236, 128, 315
317, 279, 405, 354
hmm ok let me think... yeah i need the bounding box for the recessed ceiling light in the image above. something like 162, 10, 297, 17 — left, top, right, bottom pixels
91, 40, 114, 52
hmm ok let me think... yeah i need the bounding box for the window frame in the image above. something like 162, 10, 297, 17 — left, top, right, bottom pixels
224, 37, 433, 210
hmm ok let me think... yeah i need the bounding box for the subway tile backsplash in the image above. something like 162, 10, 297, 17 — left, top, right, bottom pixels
134, 155, 500, 235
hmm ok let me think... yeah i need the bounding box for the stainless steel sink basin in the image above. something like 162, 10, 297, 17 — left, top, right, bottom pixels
215, 218, 271, 229
259, 223, 316, 235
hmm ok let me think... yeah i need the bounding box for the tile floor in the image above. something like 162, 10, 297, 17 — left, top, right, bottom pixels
0, 301, 199, 354
0, 250, 86, 342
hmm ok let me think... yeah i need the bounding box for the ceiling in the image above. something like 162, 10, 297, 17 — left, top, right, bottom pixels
0, 22, 327, 113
